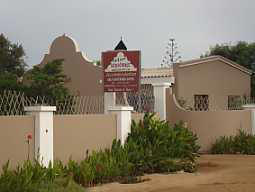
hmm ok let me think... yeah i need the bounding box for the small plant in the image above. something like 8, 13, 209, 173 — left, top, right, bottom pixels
40, 177, 86, 192
66, 140, 134, 187
26, 133, 32, 160
211, 129, 255, 154
0, 160, 85, 192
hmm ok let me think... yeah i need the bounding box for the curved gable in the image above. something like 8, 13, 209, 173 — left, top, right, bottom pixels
39, 34, 103, 96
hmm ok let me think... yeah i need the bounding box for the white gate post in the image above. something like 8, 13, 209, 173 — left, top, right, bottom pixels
104, 92, 116, 114
242, 104, 255, 135
152, 83, 171, 120
24, 106, 56, 167
108, 106, 133, 145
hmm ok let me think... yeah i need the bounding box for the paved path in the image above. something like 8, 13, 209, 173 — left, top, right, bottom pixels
89, 155, 255, 192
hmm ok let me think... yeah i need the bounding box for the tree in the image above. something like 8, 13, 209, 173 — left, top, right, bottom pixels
0, 73, 24, 91
202, 41, 255, 96
0, 34, 26, 77
0, 34, 27, 92
0, 34, 73, 111
161, 38, 181, 68
202, 41, 255, 70
26, 59, 70, 99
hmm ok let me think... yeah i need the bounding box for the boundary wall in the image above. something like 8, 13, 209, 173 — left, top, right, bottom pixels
166, 89, 252, 152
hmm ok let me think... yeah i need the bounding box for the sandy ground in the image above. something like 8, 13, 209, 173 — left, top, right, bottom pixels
89, 155, 255, 192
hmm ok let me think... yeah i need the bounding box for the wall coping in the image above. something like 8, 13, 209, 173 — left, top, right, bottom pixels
242, 104, 255, 110
152, 82, 172, 87
24, 106, 57, 112
108, 106, 134, 112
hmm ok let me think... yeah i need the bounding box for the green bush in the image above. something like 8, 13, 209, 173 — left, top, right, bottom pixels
0, 113, 200, 190
125, 113, 200, 174
0, 161, 85, 192
211, 129, 255, 154
38, 177, 85, 192
67, 144, 133, 187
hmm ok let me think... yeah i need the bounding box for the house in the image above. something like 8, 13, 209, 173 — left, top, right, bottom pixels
173, 56, 252, 110
39, 35, 252, 110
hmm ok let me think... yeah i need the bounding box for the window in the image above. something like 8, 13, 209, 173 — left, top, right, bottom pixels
194, 95, 209, 111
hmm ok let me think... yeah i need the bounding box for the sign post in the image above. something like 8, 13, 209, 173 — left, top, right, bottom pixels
103, 50, 141, 143
102, 50, 141, 93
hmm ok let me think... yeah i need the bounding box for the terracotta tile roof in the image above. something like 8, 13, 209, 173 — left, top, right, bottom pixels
141, 67, 173, 78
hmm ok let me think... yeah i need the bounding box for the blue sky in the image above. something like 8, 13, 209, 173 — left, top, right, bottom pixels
1, 0, 255, 68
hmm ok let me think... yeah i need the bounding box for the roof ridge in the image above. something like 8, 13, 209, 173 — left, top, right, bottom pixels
179, 56, 252, 75
179, 56, 218, 65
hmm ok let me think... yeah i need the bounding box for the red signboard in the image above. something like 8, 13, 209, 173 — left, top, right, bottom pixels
102, 50, 141, 92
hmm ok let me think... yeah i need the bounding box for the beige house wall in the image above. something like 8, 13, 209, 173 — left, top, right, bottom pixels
173, 59, 251, 109
54, 114, 117, 163
39, 35, 103, 96
0, 116, 35, 171
166, 89, 252, 152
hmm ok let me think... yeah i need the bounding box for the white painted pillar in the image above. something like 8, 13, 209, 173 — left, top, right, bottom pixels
104, 92, 116, 114
108, 106, 133, 145
152, 83, 171, 120
24, 106, 56, 167
242, 104, 255, 135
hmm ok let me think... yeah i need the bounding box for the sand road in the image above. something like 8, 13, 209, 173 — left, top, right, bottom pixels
90, 155, 255, 192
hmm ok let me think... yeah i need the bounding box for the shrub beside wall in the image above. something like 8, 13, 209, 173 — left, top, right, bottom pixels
127, 113, 200, 174
0, 113, 200, 191
211, 130, 255, 154
0, 161, 85, 192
